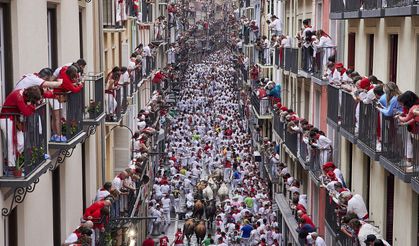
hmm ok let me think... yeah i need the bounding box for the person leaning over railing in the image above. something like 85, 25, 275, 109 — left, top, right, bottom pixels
50, 65, 84, 142
0, 86, 43, 170
395, 91, 419, 172
105, 67, 121, 120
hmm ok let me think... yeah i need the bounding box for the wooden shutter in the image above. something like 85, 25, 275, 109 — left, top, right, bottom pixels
386, 173, 394, 242
389, 34, 398, 83
347, 33, 356, 69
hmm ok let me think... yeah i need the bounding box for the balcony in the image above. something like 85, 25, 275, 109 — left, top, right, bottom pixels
83, 73, 105, 126
284, 130, 298, 158
325, 193, 358, 245
410, 127, 419, 193
330, 0, 419, 20
141, 0, 153, 23
152, 23, 168, 45
251, 93, 272, 119
49, 91, 86, 149
327, 84, 340, 128
283, 47, 300, 75
103, 0, 124, 29
297, 135, 310, 170
309, 148, 323, 183
357, 102, 381, 160
300, 46, 336, 84
0, 103, 50, 181
380, 118, 419, 182
340, 90, 357, 143
273, 113, 285, 140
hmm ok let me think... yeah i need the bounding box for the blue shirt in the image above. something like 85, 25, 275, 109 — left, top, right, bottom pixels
241, 224, 253, 238
379, 95, 402, 116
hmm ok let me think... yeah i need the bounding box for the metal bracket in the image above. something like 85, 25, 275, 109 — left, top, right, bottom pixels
83, 124, 97, 140
49, 147, 76, 171
2, 179, 40, 216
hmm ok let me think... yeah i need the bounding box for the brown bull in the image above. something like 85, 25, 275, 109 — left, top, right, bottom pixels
193, 199, 204, 219
195, 220, 207, 245
183, 218, 195, 246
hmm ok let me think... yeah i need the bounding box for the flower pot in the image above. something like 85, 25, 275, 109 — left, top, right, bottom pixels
14, 169, 23, 177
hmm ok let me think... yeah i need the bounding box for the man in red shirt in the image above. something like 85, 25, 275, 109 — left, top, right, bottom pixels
159, 235, 169, 246
142, 235, 155, 246
174, 228, 184, 246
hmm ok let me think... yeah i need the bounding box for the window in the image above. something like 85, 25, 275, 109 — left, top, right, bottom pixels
316, 2, 323, 29
389, 34, 398, 83
348, 33, 356, 69
367, 34, 374, 76
0, 3, 13, 103
47, 8, 58, 69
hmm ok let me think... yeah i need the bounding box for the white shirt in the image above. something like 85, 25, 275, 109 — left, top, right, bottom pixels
306, 235, 327, 246
53, 62, 72, 78
95, 189, 110, 201
112, 176, 123, 191
14, 74, 45, 90
347, 194, 368, 219
269, 18, 282, 32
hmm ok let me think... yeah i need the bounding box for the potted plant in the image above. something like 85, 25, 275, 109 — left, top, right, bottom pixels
14, 154, 24, 177
86, 100, 102, 119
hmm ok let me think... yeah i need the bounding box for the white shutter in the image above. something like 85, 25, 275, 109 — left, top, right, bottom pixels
121, 42, 129, 67
113, 127, 131, 170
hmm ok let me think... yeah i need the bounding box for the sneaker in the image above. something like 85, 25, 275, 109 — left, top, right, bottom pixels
376, 142, 382, 152
44, 154, 50, 160
59, 135, 68, 142
50, 134, 59, 142
406, 166, 413, 173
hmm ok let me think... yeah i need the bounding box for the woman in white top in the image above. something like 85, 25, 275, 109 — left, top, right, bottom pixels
313, 29, 335, 73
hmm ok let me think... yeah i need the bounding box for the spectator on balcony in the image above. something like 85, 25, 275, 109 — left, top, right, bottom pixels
0, 86, 43, 170
331, 63, 347, 84
309, 131, 332, 168
50, 65, 84, 142
63, 224, 93, 246
396, 91, 419, 172
14, 68, 62, 93
297, 210, 315, 228
267, 15, 282, 36
105, 67, 121, 120
306, 232, 326, 246
339, 191, 368, 220
52, 59, 86, 80
111, 171, 129, 218
322, 162, 346, 187
348, 219, 390, 246
313, 29, 335, 74
376, 81, 402, 117
261, 35, 271, 65
249, 20, 259, 42
95, 182, 113, 201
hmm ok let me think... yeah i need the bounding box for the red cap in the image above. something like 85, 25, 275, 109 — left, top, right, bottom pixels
280, 106, 288, 111
359, 77, 371, 90
322, 162, 336, 171
335, 63, 344, 68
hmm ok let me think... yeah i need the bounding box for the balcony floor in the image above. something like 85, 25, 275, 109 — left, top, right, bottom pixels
0, 160, 51, 189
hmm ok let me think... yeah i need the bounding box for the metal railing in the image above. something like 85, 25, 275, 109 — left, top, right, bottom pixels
309, 148, 322, 178
243, 26, 250, 45
121, 83, 129, 114
63, 92, 84, 141
105, 87, 122, 122
273, 113, 285, 139
274, 47, 280, 67
298, 134, 309, 163
381, 116, 418, 173
327, 84, 340, 125
0, 104, 48, 177
284, 47, 292, 71
291, 48, 299, 74
313, 47, 336, 80
358, 102, 381, 152
251, 93, 271, 116
141, 0, 153, 23
84, 74, 104, 120
331, 0, 345, 12
153, 23, 167, 42
285, 130, 298, 157
345, 0, 362, 11
387, 0, 419, 8
103, 0, 123, 28
364, 0, 383, 9
340, 90, 357, 136
144, 56, 155, 77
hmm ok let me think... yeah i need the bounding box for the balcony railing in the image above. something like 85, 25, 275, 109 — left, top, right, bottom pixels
103, 0, 123, 28
331, 0, 345, 13
309, 148, 322, 178
141, 0, 153, 23
0, 104, 48, 177
251, 93, 271, 117
298, 134, 310, 167
144, 56, 155, 77
83, 73, 104, 122
340, 90, 357, 141
364, 0, 383, 9
105, 87, 122, 122
243, 26, 250, 45
153, 23, 168, 43
357, 102, 381, 159
121, 83, 129, 114
291, 48, 299, 74
325, 193, 358, 245
285, 130, 298, 157
327, 84, 340, 126
346, 0, 362, 11
274, 47, 280, 67
331, 0, 419, 18
387, 0, 418, 8
380, 117, 419, 179
273, 113, 285, 139
301, 46, 336, 80
284, 47, 292, 71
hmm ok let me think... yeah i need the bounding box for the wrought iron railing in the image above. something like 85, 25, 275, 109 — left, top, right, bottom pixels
291, 48, 299, 74
103, 0, 123, 28
284, 47, 292, 71
364, 0, 383, 9
121, 83, 129, 114
0, 104, 48, 177
298, 134, 309, 163
381, 117, 418, 173
285, 130, 298, 157
312, 46, 336, 80
273, 113, 285, 139
327, 84, 340, 125
251, 93, 271, 116
274, 47, 280, 67
50, 92, 84, 142
358, 102, 381, 152
141, 0, 153, 23
340, 90, 357, 136
345, 0, 362, 11
144, 56, 155, 77
84, 73, 104, 120
331, 0, 345, 12
309, 148, 322, 178
387, 0, 419, 8
243, 26, 250, 45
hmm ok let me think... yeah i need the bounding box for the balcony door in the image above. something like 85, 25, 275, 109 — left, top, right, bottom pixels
385, 173, 394, 243
47, 7, 58, 69
389, 34, 398, 83
348, 33, 356, 69
367, 34, 374, 76
0, 3, 12, 104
